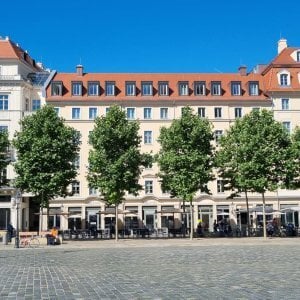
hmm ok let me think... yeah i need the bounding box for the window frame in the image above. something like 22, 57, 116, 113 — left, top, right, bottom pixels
281, 98, 289, 110
32, 99, 41, 111
144, 107, 152, 119
214, 130, 223, 143
211, 81, 221, 96
125, 81, 136, 96
145, 180, 153, 194
144, 130, 152, 144
51, 81, 63, 96
160, 107, 168, 119
249, 81, 259, 96
89, 107, 98, 120
105, 81, 115, 96
72, 107, 81, 119
71, 181, 80, 195
198, 107, 205, 118
217, 180, 224, 193
141, 81, 153, 96
234, 107, 242, 119
231, 81, 241, 96
0, 95, 8, 111
214, 107, 222, 118
88, 81, 100, 96
194, 81, 206, 96
72, 81, 82, 96
178, 81, 189, 96
126, 107, 136, 120
158, 81, 169, 96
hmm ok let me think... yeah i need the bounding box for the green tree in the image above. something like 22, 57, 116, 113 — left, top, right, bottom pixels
87, 105, 151, 241
0, 130, 10, 186
13, 105, 81, 212
216, 109, 291, 239
156, 107, 214, 239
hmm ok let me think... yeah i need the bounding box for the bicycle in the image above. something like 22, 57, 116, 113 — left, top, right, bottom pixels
20, 236, 40, 248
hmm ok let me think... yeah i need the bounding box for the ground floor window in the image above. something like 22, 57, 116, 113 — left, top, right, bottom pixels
0, 208, 10, 229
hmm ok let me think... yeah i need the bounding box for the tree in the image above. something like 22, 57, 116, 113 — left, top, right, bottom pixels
156, 107, 214, 240
0, 130, 10, 186
216, 109, 291, 239
13, 105, 81, 212
87, 105, 151, 241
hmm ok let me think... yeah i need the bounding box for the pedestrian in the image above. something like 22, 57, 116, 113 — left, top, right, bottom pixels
7, 223, 14, 243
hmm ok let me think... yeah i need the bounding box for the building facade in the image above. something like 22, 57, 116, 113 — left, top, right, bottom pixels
41, 39, 300, 234
0, 36, 50, 231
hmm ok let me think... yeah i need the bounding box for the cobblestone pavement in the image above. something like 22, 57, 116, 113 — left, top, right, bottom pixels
0, 238, 299, 299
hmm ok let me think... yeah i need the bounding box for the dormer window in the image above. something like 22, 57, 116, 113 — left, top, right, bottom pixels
158, 82, 169, 96
126, 81, 136, 96
106, 81, 115, 96
211, 82, 221, 95
249, 81, 259, 96
51, 81, 63, 96
194, 81, 206, 96
231, 81, 241, 96
278, 70, 290, 87
297, 51, 300, 62
72, 82, 82, 96
178, 82, 189, 96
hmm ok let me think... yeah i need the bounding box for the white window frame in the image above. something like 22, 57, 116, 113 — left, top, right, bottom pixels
194, 81, 206, 96
198, 107, 205, 118
126, 107, 136, 120
214, 107, 222, 118
144, 131, 152, 144
211, 82, 221, 96
0, 95, 8, 110
126, 82, 136, 96
144, 107, 152, 119
105, 82, 115, 96
281, 98, 289, 110
141, 82, 153, 96
145, 180, 153, 194
283, 121, 291, 133
51, 82, 62, 96
158, 82, 169, 96
277, 70, 290, 86
32, 99, 41, 111
214, 130, 223, 143
160, 108, 168, 119
231, 82, 241, 96
179, 82, 189, 96
72, 107, 80, 119
72, 181, 80, 195
249, 81, 259, 96
89, 107, 98, 119
72, 82, 82, 96
234, 107, 242, 118
88, 82, 99, 96
217, 180, 224, 193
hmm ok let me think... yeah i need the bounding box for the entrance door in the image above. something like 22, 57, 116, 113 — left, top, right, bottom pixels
198, 206, 213, 232
143, 207, 156, 231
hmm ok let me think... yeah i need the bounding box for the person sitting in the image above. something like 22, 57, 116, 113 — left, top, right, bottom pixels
47, 227, 59, 245
267, 222, 274, 237
7, 223, 14, 243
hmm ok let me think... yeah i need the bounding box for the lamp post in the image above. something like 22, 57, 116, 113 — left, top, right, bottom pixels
14, 189, 21, 248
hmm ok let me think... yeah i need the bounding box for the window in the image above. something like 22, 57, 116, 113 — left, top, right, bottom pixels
249, 81, 259, 96
127, 108, 135, 120
214, 107, 222, 118
280, 74, 288, 86
234, 107, 242, 118
214, 130, 223, 143
145, 180, 153, 194
54, 107, 59, 115
88, 82, 99, 96
144, 107, 152, 119
25, 98, 29, 111
158, 82, 169, 96
89, 187, 98, 195
297, 51, 300, 62
283, 121, 291, 133
0, 126, 8, 132
89, 107, 97, 119
179, 82, 189, 96
281, 98, 289, 110
160, 108, 168, 119
105, 81, 115, 96
72, 108, 80, 119
211, 82, 221, 95
141, 82, 153, 96
0, 95, 8, 110
198, 107, 205, 118
72, 181, 80, 195
105, 107, 110, 114
72, 82, 82, 96
144, 131, 152, 144
32, 99, 41, 111
252, 107, 260, 112
51, 82, 62, 96
217, 180, 224, 193
126, 82, 136, 96
194, 81, 206, 95
231, 82, 241, 96
74, 155, 80, 170
145, 161, 153, 170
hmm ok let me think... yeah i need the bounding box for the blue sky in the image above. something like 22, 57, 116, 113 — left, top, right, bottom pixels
2, 0, 300, 73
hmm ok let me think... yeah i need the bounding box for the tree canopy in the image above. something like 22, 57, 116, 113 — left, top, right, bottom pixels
13, 105, 81, 207
87, 105, 151, 240
216, 109, 292, 238
156, 106, 214, 239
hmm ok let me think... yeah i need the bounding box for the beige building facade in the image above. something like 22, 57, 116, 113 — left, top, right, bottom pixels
42, 39, 300, 235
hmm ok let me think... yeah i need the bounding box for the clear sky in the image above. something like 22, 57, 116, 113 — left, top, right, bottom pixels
1, 0, 300, 73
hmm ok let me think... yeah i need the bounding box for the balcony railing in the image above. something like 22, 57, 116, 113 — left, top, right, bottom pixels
0, 75, 22, 81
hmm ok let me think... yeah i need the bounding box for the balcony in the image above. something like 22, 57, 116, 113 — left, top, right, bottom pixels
0, 75, 22, 81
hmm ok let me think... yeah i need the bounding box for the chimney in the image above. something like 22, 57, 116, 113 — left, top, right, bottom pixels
238, 65, 247, 76
76, 64, 83, 76
278, 38, 287, 54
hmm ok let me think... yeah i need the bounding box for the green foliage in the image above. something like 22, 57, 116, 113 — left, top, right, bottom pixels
216, 109, 291, 194
88, 105, 152, 206
156, 106, 214, 202
0, 130, 10, 186
13, 105, 81, 207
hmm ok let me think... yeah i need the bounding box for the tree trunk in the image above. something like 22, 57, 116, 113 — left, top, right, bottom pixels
182, 199, 186, 238
189, 201, 194, 240
115, 206, 118, 242
262, 192, 267, 240
245, 190, 251, 237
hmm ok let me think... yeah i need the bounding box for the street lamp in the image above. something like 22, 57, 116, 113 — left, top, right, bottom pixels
14, 189, 21, 248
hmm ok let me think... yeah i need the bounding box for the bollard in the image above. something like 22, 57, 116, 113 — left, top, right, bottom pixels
2, 231, 8, 245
